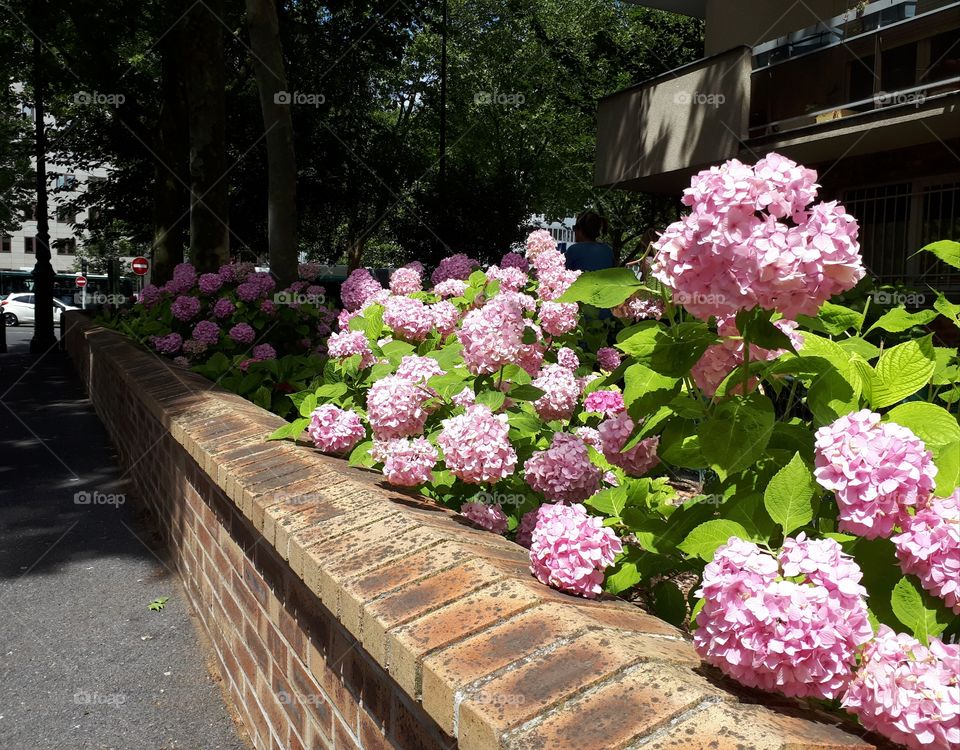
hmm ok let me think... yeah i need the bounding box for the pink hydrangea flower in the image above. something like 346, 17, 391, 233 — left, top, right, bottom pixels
486, 265, 529, 292
437, 405, 517, 484
529, 503, 622, 598
218, 261, 255, 284
532, 364, 580, 421
598, 412, 659, 476
524, 433, 600, 503
327, 330, 375, 368
460, 501, 509, 535
584, 390, 625, 417
212, 298, 235, 319
651, 153, 864, 320
556, 347, 579, 371
252, 343, 276, 361
516, 509, 538, 548
298, 262, 326, 281
574, 426, 602, 450
395, 354, 445, 384
500, 251, 529, 271
168, 262, 197, 293
191, 320, 220, 345
451, 387, 476, 407
139, 284, 163, 307
307, 405, 366, 454
366, 375, 432, 439
383, 295, 434, 342
538, 301, 578, 337
611, 292, 664, 321
536, 263, 580, 302
841, 625, 959, 750
341, 268, 383, 311
389, 266, 423, 295
430, 300, 459, 337
431, 253, 478, 286
524, 229, 557, 261
457, 295, 526, 375
377, 437, 438, 487
596, 347, 621, 372
228, 323, 256, 345
892, 491, 960, 613
814, 410, 938, 539
432, 278, 468, 298
694, 536, 873, 700
198, 273, 223, 295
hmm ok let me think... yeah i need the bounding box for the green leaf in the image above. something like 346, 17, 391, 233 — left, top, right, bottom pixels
584, 486, 628, 519
837, 337, 881, 361
427, 342, 463, 370
556, 267, 643, 307
617, 321, 714, 377
917, 239, 960, 270
475, 390, 506, 411
623, 363, 680, 417
507, 410, 541, 438
931, 440, 959, 497
381, 339, 416, 361
148, 596, 169, 612
698, 394, 775, 479
508, 384, 546, 401
763, 453, 816, 536
866, 307, 938, 335
816, 302, 865, 335
933, 293, 960, 326
298, 393, 319, 418
807, 369, 861, 424
735, 307, 796, 350
652, 580, 687, 627
679, 520, 750, 561
870, 335, 937, 409
348, 440, 376, 468
658, 420, 708, 469
891, 577, 952, 642
884, 403, 960, 448
268, 417, 311, 441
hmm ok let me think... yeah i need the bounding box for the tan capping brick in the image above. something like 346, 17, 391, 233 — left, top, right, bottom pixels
66, 314, 877, 750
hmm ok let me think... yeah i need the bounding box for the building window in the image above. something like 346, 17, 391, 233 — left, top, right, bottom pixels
1, 235, 10, 253
25, 236, 36, 254
55, 174, 77, 190
24, 204, 36, 221
54, 238, 77, 255
56, 206, 76, 224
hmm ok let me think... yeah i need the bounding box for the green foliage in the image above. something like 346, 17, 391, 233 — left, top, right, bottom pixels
148, 596, 169, 612
763, 453, 816, 536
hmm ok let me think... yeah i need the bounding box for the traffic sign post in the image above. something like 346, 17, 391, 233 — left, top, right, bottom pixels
131, 257, 149, 276
76, 274, 87, 309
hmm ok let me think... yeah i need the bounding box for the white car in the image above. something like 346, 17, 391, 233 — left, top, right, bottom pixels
2, 292, 78, 326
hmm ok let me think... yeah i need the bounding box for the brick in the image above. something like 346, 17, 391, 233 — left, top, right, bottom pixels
390, 691, 457, 750
307, 638, 359, 734
388, 578, 542, 698
457, 629, 699, 750
505, 663, 734, 750
270, 497, 356, 562
333, 716, 359, 750
288, 656, 333, 733
638, 701, 873, 750
279, 606, 307, 662
255, 474, 348, 539
362, 559, 507, 667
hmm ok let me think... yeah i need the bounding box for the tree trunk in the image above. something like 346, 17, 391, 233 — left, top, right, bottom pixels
183, 0, 230, 273
245, 0, 298, 287
30, 24, 56, 353
151, 24, 189, 285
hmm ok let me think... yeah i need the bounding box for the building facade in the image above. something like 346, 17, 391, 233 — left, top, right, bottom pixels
598, 0, 960, 291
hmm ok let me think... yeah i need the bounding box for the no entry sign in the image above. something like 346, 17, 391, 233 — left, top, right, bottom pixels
131, 256, 149, 276
75, 275, 87, 288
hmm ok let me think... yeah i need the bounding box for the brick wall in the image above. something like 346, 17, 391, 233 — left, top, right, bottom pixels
65, 313, 878, 750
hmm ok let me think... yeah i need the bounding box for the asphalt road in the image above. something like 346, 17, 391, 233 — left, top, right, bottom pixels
0, 323, 248, 750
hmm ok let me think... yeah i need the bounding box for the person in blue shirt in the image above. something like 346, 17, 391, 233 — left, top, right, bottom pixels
563, 211, 615, 272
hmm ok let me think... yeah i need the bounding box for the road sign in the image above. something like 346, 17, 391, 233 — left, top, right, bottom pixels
131, 257, 149, 276
75, 275, 87, 288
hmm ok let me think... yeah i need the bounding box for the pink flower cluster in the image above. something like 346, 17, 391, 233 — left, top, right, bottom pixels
151, 332, 183, 354
611, 292, 664, 322
431, 278, 467, 298
841, 625, 959, 750
389, 266, 423, 295
524, 229, 556, 261
366, 375, 432, 439
456, 294, 526, 374
228, 323, 256, 345
583, 390, 625, 418
694, 535, 873, 700
538, 301, 578, 337
326, 330, 375, 368
892, 491, 960, 613
460, 501, 509, 534
814, 410, 937, 538
598, 412, 659, 476
298, 262, 326, 281
524, 433, 601, 502
486, 265, 529, 292
171, 295, 201, 321
395, 354, 444, 384
307, 405, 366, 455
528, 503, 623, 598
531, 364, 580, 421
556, 347, 579, 371
596, 347, 621, 372
383, 295, 433, 342
437, 405, 516, 484
430, 300, 459, 337
341, 268, 383, 311
376, 437, 438, 486
500, 251, 529, 271
431, 253, 478, 286
651, 153, 865, 320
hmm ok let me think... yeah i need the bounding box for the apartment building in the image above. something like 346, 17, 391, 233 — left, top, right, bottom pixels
598, 0, 960, 290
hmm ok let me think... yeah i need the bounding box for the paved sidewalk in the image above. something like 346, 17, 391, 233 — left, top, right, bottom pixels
0, 327, 248, 750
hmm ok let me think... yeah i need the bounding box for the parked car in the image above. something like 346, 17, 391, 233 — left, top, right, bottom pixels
2, 292, 78, 326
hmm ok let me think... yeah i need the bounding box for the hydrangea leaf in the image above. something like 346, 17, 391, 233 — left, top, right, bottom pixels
917, 239, 960, 270
891, 576, 951, 643
556, 267, 644, 307
931, 440, 959, 497
870, 335, 937, 409
883, 402, 960, 448
267, 417, 310, 441
865, 307, 938, 336
679, 519, 750, 561
652, 580, 687, 627
697, 394, 775, 479
763, 452, 816, 536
